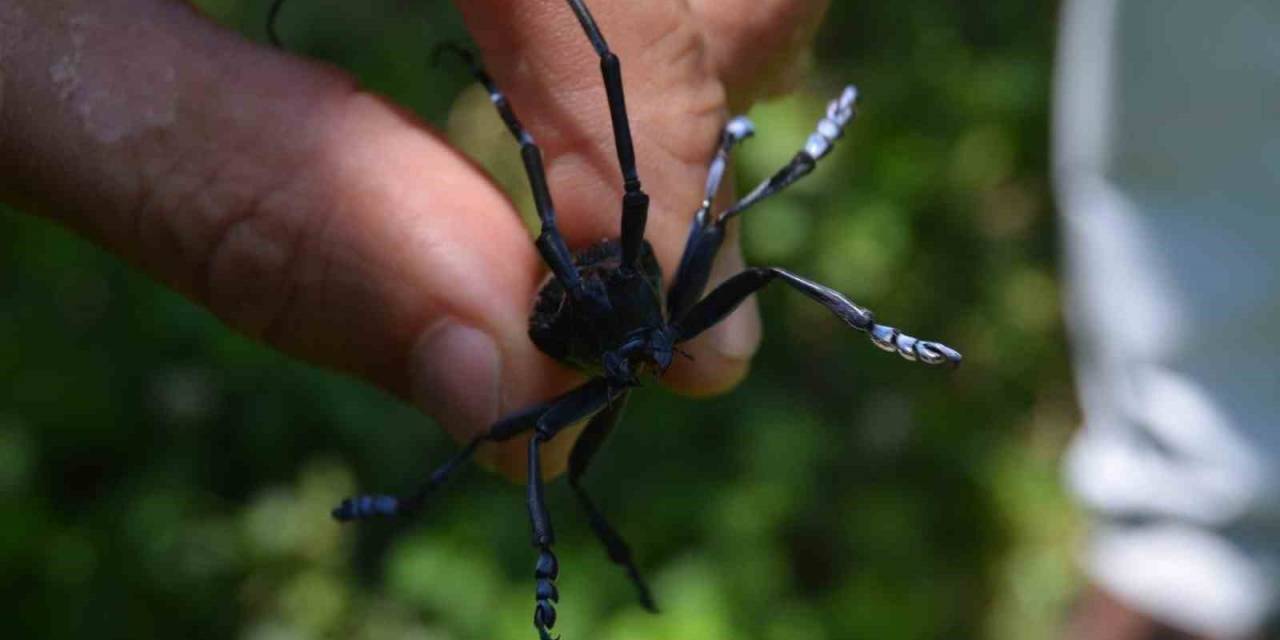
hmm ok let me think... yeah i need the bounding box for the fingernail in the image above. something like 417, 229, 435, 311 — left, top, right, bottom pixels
410, 320, 502, 441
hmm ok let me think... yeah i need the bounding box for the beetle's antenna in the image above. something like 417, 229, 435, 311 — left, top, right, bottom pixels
430, 41, 476, 71
718, 85, 859, 223
266, 0, 287, 47
433, 29, 611, 316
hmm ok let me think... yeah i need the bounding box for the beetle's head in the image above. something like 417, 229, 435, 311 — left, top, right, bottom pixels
646, 326, 675, 373
604, 327, 676, 387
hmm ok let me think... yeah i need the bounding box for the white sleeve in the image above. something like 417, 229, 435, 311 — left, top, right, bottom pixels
1054, 0, 1280, 636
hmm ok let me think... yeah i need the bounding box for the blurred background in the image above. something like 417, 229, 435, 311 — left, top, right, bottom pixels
0, 0, 1077, 638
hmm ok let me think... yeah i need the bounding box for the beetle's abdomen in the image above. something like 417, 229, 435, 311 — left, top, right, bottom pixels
529, 239, 664, 372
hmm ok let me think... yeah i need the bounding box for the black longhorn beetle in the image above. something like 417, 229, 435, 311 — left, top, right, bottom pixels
269, 1, 962, 638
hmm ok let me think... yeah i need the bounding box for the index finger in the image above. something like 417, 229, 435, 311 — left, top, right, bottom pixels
457, 0, 763, 397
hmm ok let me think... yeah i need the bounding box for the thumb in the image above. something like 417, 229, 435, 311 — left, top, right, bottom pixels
0, 0, 578, 479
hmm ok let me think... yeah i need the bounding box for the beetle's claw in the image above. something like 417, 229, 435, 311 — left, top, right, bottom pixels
534, 547, 561, 640
918, 341, 963, 367
331, 494, 401, 521
869, 325, 963, 368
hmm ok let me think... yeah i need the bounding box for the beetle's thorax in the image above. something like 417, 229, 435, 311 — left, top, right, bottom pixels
528, 239, 671, 382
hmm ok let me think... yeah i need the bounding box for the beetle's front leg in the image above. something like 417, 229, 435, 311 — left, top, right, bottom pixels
527, 433, 559, 640
672, 267, 962, 367
519, 377, 623, 639
331, 379, 614, 522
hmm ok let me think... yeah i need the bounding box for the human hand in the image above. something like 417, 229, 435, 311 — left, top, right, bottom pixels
0, 0, 828, 480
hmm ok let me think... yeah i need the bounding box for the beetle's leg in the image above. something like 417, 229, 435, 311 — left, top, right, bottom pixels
666, 117, 756, 321
528, 434, 560, 640
718, 85, 859, 223
564, 0, 651, 270
522, 377, 622, 640
565, 392, 658, 612
436, 45, 602, 311
671, 267, 962, 367
330, 379, 610, 522
330, 433, 487, 521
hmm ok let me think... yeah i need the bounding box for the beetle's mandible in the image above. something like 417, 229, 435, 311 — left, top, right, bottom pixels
271, 1, 962, 638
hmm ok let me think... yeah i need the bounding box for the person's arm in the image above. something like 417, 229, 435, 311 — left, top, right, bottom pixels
0, 0, 827, 479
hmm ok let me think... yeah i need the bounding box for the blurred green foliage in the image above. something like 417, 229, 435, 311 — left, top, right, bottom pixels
0, 0, 1080, 638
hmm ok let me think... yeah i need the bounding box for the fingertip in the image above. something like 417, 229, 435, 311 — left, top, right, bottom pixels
472, 421, 584, 483
662, 292, 759, 397
474, 435, 528, 483
703, 287, 763, 362
410, 320, 503, 443
662, 348, 753, 398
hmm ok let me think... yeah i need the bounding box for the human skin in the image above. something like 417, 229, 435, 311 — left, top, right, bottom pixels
0, 0, 828, 479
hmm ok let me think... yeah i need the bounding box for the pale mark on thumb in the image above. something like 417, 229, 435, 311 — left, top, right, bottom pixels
48, 11, 178, 145
0, 3, 27, 118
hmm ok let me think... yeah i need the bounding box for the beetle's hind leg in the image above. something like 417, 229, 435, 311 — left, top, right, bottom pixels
671, 267, 962, 367
434, 45, 608, 313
